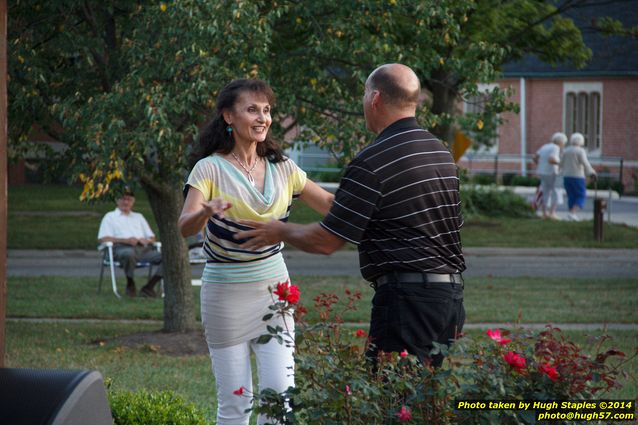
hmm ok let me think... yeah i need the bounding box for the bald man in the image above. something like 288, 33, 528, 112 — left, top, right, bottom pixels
236, 64, 466, 366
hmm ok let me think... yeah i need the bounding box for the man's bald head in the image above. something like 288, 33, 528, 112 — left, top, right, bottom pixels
366, 64, 420, 111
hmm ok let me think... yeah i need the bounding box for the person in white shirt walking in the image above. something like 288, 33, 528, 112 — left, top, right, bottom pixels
561, 132, 597, 221
533, 132, 567, 219
97, 188, 162, 297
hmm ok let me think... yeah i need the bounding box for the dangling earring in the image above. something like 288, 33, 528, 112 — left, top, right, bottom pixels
226, 126, 233, 134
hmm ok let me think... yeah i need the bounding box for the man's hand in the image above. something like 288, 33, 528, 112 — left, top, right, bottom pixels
123, 237, 140, 246
138, 238, 154, 247
234, 219, 285, 250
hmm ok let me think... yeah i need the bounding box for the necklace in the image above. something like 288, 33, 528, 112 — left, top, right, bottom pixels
231, 152, 259, 187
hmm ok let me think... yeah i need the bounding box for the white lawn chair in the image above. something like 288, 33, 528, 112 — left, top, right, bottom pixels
97, 241, 162, 298
188, 243, 207, 287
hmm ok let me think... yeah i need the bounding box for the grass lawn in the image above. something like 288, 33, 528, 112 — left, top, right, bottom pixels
5, 321, 217, 421
8, 276, 638, 325
8, 184, 638, 249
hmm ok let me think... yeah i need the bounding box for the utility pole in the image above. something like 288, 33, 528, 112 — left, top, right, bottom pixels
0, 0, 8, 367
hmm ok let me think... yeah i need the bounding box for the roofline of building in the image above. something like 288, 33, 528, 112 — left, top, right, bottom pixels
502, 71, 638, 78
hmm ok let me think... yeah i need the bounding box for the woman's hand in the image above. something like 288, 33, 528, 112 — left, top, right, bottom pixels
179, 188, 231, 237
201, 198, 232, 219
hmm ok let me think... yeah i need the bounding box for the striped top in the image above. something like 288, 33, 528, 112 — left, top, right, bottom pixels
186, 154, 307, 265
320, 117, 466, 281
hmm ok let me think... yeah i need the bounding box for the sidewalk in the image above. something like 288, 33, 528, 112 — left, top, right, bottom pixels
8, 247, 638, 279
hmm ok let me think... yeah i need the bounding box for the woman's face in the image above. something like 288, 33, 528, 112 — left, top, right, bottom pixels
225, 91, 272, 145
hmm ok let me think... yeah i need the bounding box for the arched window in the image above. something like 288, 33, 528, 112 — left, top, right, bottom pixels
564, 83, 602, 152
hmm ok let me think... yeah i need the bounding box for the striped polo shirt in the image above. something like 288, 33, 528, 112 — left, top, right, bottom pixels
186, 154, 307, 265
320, 117, 465, 281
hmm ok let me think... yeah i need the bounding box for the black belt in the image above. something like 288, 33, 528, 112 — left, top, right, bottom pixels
374, 272, 464, 289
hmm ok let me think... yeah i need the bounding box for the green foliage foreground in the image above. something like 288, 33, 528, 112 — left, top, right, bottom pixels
109, 389, 208, 425
240, 288, 638, 424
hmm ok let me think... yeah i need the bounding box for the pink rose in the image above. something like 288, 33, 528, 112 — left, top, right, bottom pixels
486, 328, 512, 345
399, 349, 409, 358
395, 405, 412, 422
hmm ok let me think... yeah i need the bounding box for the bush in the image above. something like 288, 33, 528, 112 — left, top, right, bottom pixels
248, 291, 636, 425
587, 177, 624, 196
471, 174, 497, 185
306, 169, 344, 183
452, 327, 633, 424
109, 389, 208, 425
509, 175, 540, 187
461, 186, 534, 218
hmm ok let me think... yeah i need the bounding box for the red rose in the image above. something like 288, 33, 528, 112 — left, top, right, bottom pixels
399, 349, 409, 358
274, 281, 301, 304
539, 363, 559, 381
233, 386, 245, 396
286, 284, 300, 304
355, 329, 367, 338
503, 351, 526, 372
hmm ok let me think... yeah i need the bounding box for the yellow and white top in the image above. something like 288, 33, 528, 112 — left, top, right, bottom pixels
186, 154, 306, 282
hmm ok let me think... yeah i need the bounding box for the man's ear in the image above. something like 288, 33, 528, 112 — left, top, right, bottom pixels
371, 90, 381, 109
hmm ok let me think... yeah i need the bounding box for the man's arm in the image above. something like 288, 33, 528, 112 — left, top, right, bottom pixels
234, 220, 346, 255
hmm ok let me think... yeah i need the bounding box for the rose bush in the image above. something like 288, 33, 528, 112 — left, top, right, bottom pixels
246, 289, 636, 424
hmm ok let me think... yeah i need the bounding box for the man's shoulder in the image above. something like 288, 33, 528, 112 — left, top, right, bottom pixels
101, 209, 118, 220
128, 211, 147, 220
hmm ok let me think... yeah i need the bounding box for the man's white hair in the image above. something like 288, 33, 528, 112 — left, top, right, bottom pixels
569, 132, 585, 147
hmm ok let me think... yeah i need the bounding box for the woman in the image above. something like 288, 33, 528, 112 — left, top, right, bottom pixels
561, 132, 597, 221
178, 79, 333, 425
533, 132, 566, 219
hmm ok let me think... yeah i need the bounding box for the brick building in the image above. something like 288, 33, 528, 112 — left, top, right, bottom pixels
459, 1, 638, 193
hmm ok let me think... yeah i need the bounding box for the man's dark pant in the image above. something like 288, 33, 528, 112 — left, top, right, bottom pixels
113, 244, 163, 279
367, 280, 465, 367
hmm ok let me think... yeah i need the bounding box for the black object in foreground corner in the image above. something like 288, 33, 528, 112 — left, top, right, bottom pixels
0, 368, 113, 425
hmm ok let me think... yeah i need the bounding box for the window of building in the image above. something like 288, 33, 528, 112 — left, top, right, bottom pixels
463, 84, 499, 154
563, 82, 602, 155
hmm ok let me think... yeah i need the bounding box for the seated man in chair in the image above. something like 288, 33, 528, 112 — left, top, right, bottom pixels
97, 188, 162, 298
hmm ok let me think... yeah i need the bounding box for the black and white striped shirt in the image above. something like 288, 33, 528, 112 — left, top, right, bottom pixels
320, 117, 465, 281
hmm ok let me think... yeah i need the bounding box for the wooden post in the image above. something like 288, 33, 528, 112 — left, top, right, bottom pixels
0, 0, 7, 367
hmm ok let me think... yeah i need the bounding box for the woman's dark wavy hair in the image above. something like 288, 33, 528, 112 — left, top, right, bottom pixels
189, 79, 286, 170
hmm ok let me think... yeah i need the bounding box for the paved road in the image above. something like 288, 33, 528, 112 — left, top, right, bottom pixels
8, 247, 638, 279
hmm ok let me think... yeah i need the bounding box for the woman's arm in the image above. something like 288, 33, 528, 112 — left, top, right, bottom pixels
178, 186, 231, 237
579, 148, 596, 177
298, 180, 335, 216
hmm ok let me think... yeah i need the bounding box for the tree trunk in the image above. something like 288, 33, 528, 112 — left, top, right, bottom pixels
144, 183, 197, 332
428, 69, 459, 146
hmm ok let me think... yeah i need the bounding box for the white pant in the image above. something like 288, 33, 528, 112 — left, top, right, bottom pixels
208, 331, 295, 425
539, 173, 558, 208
